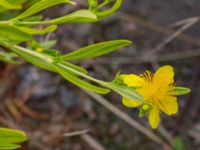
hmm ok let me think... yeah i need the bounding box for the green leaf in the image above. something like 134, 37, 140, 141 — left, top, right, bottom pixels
0, 143, 20, 150
10, 45, 55, 72
39, 40, 57, 49
172, 136, 185, 150
0, 128, 27, 144
0, 37, 19, 46
7, 0, 25, 5
0, 0, 22, 10
0, 25, 32, 42
29, 40, 56, 50
13, 0, 75, 20
170, 86, 191, 96
0, 51, 20, 64
53, 63, 110, 94
17, 25, 57, 35
61, 40, 132, 61
96, 0, 122, 20
42, 49, 60, 57
101, 82, 144, 102
49, 9, 97, 24
0, 6, 7, 14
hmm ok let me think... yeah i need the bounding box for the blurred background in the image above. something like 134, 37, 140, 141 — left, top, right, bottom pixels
0, 0, 200, 149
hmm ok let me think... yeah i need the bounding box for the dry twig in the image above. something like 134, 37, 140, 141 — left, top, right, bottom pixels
90, 49, 200, 64
64, 129, 90, 137
81, 133, 106, 150
151, 17, 200, 53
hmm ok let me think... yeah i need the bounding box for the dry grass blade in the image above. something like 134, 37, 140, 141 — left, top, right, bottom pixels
115, 12, 200, 47
64, 129, 90, 137
170, 16, 200, 28
89, 49, 200, 64
151, 17, 200, 53
81, 134, 106, 150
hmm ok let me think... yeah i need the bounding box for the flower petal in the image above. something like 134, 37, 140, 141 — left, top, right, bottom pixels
122, 97, 142, 108
148, 107, 160, 129
159, 96, 178, 115
122, 74, 146, 87
153, 65, 174, 86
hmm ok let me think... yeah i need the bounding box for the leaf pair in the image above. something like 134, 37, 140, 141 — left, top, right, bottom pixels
10, 0, 122, 25
49, 0, 123, 24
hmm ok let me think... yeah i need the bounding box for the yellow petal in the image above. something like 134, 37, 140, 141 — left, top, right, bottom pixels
122, 74, 146, 87
153, 65, 174, 86
148, 107, 160, 129
159, 96, 178, 115
122, 97, 142, 108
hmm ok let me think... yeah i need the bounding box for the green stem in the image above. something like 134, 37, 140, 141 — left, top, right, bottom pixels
16, 21, 50, 25
0, 21, 11, 25
56, 62, 103, 84
13, 45, 53, 63
2, 43, 105, 85
96, 1, 110, 9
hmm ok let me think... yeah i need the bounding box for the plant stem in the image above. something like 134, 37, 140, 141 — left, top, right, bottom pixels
56, 62, 103, 84
0, 21, 10, 25
2, 44, 105, 85
96, 1, 111, 9
16, 21, 50, 25
13, 45, 53, 63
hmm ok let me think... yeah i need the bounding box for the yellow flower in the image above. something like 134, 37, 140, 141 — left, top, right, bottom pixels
121, 65, 178, 129
36, 47, 44, 53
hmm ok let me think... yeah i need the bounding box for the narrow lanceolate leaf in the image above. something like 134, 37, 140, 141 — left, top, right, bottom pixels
0, 25, 32, 42
53, 63, 110, 94
0, 143, 20, 150
0, 0, 21, 10
101, 82, 144, 102
49, 9, 97, 24
13, 0, 75, 20
10, 46, 55, 72
170, 86, 191, 96
39, 40, 57, 49
17, 25, 57, 35
61, 40, 132, 61
0, 128, 27, 144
